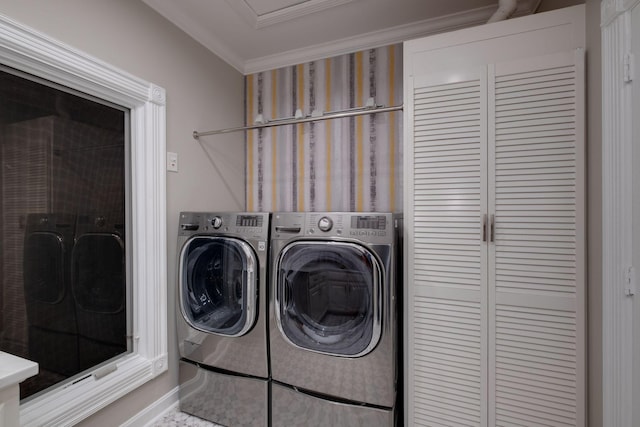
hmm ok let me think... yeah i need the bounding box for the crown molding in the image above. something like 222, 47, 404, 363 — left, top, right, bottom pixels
601, 0, 640, 26
142, 0, 246, 73
243, 4, 489, 74
144, 0, 540, 75
243, 0, 540, 74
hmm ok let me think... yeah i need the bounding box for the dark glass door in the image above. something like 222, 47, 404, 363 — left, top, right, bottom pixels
24, 232, 66, 304
275, 241, 382, 357
180, 236, 257, 337
72, 233, 125, 314
72, 232, 126, 371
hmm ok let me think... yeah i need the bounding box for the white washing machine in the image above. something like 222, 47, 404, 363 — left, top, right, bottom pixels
176, 212, 270, 427
269, 212, 400, 426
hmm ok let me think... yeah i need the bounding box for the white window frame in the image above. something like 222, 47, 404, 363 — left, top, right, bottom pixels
0, 13, 167, 427
601, 1, 640, 425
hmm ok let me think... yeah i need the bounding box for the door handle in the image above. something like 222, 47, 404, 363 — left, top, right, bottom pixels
180, 223, 199, 231
482, 214, 487, 242
275, 226, 301, 233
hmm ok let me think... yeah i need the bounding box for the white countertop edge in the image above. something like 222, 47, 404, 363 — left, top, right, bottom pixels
0, 352, 38, 390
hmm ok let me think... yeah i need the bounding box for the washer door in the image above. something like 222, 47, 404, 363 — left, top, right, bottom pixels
180, 236, 257, 337
275, 241, 382, 357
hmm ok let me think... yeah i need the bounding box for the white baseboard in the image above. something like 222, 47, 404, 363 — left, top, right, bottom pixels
121, 386, 180, 427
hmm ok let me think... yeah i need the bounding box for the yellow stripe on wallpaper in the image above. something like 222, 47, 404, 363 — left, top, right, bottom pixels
247, 74, 254, 211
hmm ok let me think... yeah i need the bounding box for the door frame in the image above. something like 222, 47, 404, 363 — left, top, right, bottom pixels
601, 0, 640, 425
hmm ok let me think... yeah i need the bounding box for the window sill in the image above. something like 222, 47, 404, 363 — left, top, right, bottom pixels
20, 354, 167, 426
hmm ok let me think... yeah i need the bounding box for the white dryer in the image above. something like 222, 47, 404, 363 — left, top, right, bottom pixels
176, 212, 270, 427
269, 212, 400, 426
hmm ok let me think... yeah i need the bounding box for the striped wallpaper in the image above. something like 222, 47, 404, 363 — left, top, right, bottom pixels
245, 44, 403, 212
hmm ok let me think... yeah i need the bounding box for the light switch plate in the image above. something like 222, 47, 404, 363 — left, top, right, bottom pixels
167, 152, 178, 172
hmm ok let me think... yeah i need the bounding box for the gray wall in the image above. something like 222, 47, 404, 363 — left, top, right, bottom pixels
0, 0, 245, 425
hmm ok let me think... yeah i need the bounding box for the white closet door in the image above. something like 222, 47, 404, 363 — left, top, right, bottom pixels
407, 68, 488, 426
489, 50, 585, 427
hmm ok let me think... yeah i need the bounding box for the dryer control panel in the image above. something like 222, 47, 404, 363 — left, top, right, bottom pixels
271, 212, 393, 244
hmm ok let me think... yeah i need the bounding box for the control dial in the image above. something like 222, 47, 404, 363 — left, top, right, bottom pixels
211, 216, 223, 229
318, 216, 333, 232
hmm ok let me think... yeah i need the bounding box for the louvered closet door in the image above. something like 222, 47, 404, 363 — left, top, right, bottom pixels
408, 68, 489, 427
488, 50, 585, 427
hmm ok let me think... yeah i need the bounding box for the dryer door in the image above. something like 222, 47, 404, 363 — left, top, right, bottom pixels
180, 236, 257, 337
275, 241, 383, 357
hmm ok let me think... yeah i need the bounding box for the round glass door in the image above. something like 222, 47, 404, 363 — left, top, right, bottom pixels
275, 241, 382, 357
180, 236, 257, 337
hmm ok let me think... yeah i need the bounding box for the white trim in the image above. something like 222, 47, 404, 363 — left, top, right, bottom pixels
225, 0, 358, 29
141, 0, 246, 73
601, 3, 635, 426
222, 0, 258, 28
245, 1, 541, 74
144, 1, 539, 75
602, 0, 640, 25
255, 0, 355, 28
246, 5, 498, 74
0, 12, 168, 427
122, 387, 179, 427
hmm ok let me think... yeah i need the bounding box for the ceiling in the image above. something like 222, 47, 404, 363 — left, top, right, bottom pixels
142, 0, 542, 75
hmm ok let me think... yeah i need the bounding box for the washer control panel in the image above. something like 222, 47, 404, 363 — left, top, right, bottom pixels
179, 212, 270, 241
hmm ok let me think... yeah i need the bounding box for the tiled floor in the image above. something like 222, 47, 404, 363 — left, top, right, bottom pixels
151, 409, 222, 427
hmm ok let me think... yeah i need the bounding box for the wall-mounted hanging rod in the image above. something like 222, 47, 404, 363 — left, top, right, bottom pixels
193, 103, 403, 139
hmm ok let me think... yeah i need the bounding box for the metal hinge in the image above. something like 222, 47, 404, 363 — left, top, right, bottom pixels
624, 53, 635, 83
625, 266, 636, 296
